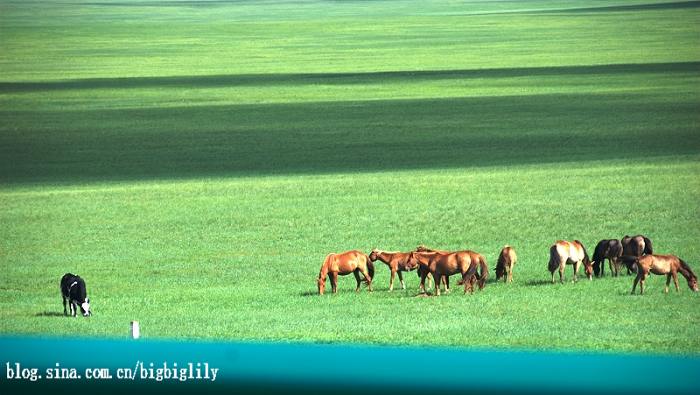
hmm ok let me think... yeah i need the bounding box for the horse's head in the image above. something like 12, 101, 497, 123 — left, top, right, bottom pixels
495, 265, 505, 280
369, 249, 379, 261
317, 277, 326, 295
687, 275, 699, 292
583, 262, 593, 280
406, 251, 419, 268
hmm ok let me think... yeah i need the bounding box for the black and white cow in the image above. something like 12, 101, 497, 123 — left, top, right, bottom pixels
60, 273, 91, 317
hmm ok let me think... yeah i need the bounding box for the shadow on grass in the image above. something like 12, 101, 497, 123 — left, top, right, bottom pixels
35, 311, 65, 317
1, 62, 699, 184
1, 62, 698, 93
523, 279, 555, 287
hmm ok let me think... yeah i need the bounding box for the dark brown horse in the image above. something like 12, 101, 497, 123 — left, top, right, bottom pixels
317, 250, 374, 295
624, 254, 698, 295
592, 239, 623, 277
368, 249, 418, 291
621, 235, 653, 257
495, 246, 517, 283
548, 240, 593, 283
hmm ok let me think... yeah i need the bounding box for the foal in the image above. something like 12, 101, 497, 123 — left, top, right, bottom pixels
368, 249, 416, 291
496, 246, 517, 283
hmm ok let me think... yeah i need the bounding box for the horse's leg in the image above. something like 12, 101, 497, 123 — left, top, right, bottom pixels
63, 295, 68, 316
573, 260, 581, 283
389, 268, 396, 292
419, 270, 428, 293
665, 274, 671, 294
330, 272, 339, 294
444, 276, 450, 293
559, 263, 565, 284
397, 270, 406, 290
509, 264, 514, 283
672, 270, 680, 292
434, 273, 442, 296
631, 269, 641, 294
640, 272, 648, 295
354, 270, 362, 292
461, 272, 470, 294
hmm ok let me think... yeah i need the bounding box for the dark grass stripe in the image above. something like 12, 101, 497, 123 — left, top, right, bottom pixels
1, 62, 698, 92
2, 92, 699, 183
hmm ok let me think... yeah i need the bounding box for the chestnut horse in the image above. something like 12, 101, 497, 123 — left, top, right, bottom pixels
548, 240, 592, 283
496, 246, 517, 283
407, 250, 487, 295
415, 245, 450, 291
592, 239, 623, 277
368, 249, 417, 291
417, 246, 489, 289
317, 250, 374, 295
624, 254, 699, 295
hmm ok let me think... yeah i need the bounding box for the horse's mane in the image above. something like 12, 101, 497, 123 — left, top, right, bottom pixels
574, 240, 590, 263
678, 258, 697, 279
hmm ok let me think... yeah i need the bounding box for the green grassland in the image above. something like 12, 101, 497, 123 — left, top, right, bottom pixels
1, 0, 700, 354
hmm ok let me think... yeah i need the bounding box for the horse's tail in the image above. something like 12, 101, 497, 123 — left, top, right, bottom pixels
477, 255, 489, 290
548, 245, 558, 272
365, 255, 375, 284
643, 236, 653, 255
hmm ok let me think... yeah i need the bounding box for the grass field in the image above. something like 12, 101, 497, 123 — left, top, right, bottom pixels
1, 0, 699, 354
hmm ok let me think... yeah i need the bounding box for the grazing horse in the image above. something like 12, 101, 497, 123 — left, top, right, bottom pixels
317, 250, 374, 295
495, 246, 517, 283
548, 240, 593, 283
592, 239, 623, 277
407, 250, 487, 295
624, 254, 699, 295
369, 249, 417, 291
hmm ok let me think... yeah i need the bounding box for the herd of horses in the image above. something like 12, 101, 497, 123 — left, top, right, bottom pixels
317, 235, 698, 296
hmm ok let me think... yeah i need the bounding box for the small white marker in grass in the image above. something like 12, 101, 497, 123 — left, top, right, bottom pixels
131, 321, 140, 339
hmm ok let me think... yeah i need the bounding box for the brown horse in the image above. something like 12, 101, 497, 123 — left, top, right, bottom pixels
548, 240, 592, 283
407, 250, 487, 295
624, 254, 699, 295
496, 246, 517, 283
592, 239, 623, 277
415, 245, 450, 291
317, 250, 374, 295
417, 246, 489, 289
368, 249, 418, 291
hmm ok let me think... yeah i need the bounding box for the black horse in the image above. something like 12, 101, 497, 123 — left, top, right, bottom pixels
592, 239, 623, 277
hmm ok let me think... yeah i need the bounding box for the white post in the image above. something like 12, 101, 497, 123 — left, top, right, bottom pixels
130, 321, 140, 339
